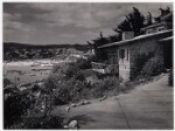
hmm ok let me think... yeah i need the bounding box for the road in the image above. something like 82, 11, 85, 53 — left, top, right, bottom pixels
53, 73, 173, 129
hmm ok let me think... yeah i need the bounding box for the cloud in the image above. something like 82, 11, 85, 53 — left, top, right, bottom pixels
3, 2, 173, 44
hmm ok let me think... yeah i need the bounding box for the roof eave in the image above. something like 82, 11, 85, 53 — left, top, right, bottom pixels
98, 29, 173, 49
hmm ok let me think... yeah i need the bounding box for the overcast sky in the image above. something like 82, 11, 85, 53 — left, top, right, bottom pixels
3, 2, 172, 45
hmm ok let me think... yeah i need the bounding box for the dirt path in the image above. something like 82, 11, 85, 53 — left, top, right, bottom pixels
53, 73, 173, 129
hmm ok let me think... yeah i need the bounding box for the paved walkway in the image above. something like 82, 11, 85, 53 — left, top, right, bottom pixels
53, 73, 173, 129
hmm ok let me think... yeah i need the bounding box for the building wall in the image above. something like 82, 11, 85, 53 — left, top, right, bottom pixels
130, 40, 161, 80
129, 34, 171, 80
100, 30, 172, 81
118, 46, 131, 81
116, 38, 163, 81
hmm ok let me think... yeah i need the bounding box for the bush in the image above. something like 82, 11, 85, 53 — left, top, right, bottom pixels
4, 78, 12, 87
46, 63, 86, 104
140, 57, 165, 77
53, 63, 81, 79
168, 69, 173, 86
131, 53, 154, 80
21, 116, 63, 129
49, 77, 88, 104
91, 76, 120, 97
46, 60, 120, 104
4, 88, 31, 128
76, 58, 92, 69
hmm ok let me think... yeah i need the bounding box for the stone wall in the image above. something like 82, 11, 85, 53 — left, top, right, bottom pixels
118, 46, 131, 81
99, 30, 172, 81
129, 33, 170, 80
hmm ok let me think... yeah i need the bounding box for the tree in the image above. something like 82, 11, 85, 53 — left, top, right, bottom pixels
146, 12, 153, 26
108, 34, 122, 43
87, 32, 109, 61
92, 32, 109, 47
114, 7, 145, 36
155, 7, 171, 22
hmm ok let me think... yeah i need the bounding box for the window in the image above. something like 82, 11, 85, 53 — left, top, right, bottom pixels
119, 49, 125, 59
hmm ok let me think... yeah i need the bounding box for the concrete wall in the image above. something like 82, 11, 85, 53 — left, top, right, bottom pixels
118, 46, 130, 82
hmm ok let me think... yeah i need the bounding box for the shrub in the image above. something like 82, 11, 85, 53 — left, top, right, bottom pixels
64, 64, 78, 78
131, 53, 154, 80
45, 59, 120, 105
51, 63, 79, 80
87, 54, 98, 62
168, 69, 173, 86
76, 58, 92, 69
105, 64, 119, 76
19, 116, 63, 129
52, 80, 73, 105
4, 88, 31, 128
51, 77, 88, 104
4, 78, 12, 87
91, 76, 119, 97
140, 56, 165, 77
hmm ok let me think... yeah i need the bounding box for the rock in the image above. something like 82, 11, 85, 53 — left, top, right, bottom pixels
19, 86, 27, 91
68, 120, 78, 129
70, 103, 77, 108
65, 106, 70, 112
63, 118, 69, 125
40, 102, 45, 112
83, 100, 91, 105
34, 91, 41, 98
99, 96, 107, 102
37, 82, 44, 87
77, 101, 84, 106
76, 100, 91, 106
63, 125, 69, 129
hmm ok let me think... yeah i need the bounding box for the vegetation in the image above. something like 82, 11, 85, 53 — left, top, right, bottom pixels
130, 53, 153, 80
4, 79, 63, 129
89, 6, 172, 54
18, 116, 63, 129
45, 58, 120, 105
130, 53, 165, 80
155, 7, 172, 22
114, 7, 145, 36
4, 87, 31, 128
140, 56, 165, 77
168, 69, 173, 86
89, 7, 150, 60
4, 42, 89, 61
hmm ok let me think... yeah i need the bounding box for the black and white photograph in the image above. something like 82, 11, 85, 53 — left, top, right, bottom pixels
3, 2, 173, 129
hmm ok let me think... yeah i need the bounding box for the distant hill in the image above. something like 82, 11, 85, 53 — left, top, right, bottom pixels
4, 42, 89, 50
4, 42, 90, 61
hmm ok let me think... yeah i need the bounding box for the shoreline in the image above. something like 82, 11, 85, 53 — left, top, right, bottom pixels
3, 59, 65, 66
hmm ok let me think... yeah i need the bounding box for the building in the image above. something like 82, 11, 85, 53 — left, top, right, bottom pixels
98, 29, 173, 82
141, 13, 172, 34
